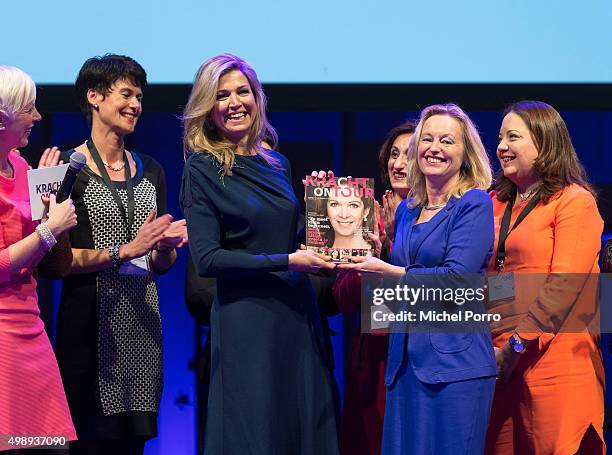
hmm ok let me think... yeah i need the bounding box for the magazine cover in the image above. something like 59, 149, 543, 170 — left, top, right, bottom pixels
305, 176, 375, 262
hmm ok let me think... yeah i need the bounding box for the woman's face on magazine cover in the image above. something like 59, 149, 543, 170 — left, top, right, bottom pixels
326, 190, 370, 238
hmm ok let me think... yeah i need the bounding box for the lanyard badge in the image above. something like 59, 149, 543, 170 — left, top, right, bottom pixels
494, 190, 540, 273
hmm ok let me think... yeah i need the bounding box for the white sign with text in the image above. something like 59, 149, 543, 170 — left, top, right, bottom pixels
27, 164, 69, 220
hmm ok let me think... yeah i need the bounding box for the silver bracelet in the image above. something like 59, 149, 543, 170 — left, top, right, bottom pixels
36, 222, 57, 251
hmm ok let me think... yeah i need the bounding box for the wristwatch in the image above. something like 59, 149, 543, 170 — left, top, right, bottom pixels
108, 244, 122, 269
508, 333, 526, 354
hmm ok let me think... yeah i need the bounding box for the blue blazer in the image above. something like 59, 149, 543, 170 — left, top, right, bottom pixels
385, 189, 497, 386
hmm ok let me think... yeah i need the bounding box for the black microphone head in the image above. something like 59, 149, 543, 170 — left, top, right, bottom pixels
69, 151, 87, 171
56, 151, 87, 203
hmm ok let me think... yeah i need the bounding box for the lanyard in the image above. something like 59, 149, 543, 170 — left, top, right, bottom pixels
494, 190, 540, 272
87, 139, 135, 242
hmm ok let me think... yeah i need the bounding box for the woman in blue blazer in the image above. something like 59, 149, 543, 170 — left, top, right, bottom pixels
340, 104, 496, 454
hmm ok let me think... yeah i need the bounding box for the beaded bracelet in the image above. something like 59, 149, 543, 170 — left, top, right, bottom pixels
108, 244, 122, 269
36, 222, 57, 251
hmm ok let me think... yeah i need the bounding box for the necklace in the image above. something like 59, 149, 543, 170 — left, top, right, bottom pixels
103, 160, 125, 172
423, 203, 446, 211
91, 141, 128, 172
517, 185, 539, 202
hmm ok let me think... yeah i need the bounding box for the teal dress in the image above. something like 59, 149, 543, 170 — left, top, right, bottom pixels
180, 151, 338, 455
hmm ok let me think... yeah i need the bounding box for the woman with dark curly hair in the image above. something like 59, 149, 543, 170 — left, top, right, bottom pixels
379, 120, 418, 243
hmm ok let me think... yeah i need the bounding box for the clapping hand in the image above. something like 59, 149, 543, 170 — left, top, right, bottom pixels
381, 190, 400, 242
369, 201, 384, 258
38, 147, 63, 168
157, 219, 188, 250
122, 211, 172, 260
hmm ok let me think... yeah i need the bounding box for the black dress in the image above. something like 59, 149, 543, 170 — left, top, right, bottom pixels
180, 151, 339, 455
55, 150, 166, 440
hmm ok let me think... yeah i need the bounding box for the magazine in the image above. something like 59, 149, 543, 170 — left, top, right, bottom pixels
305, 176, 375, 262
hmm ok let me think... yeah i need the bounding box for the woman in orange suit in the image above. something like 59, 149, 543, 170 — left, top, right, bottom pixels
485, 100, 605, 454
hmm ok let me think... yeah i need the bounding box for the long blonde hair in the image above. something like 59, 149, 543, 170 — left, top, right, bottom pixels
182, 54, 279, 174
406, 103, 492, 206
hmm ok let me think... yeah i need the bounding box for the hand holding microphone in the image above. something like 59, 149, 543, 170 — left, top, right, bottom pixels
45, 194, 78, 238
40, 151, 84, 236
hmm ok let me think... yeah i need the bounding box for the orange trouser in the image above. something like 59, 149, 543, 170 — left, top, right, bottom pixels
485, 333, 605, 455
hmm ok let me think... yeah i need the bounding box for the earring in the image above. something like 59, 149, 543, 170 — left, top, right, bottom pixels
92, 103, 99, 110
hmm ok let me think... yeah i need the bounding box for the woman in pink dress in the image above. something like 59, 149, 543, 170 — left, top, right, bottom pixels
0, 65, 78, 453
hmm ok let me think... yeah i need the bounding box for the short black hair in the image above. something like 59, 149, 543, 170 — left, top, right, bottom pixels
75, 54, 147, 124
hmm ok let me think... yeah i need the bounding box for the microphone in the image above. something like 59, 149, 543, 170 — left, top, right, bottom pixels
56, 151, 87, 203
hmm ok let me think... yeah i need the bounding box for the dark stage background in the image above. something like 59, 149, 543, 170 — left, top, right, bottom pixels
21, 84, 612, 455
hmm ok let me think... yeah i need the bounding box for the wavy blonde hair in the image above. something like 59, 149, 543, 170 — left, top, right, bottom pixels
406, 103, 492, 206
182, 54, 279, 174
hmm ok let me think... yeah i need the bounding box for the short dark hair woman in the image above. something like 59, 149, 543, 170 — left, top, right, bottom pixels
54, 54, 187, 455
